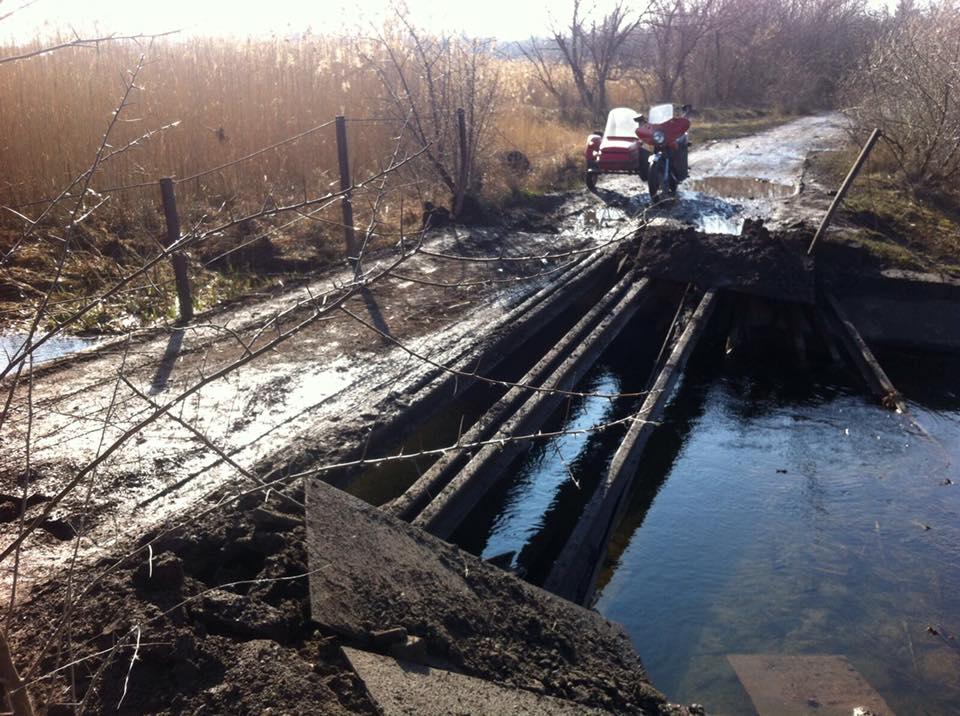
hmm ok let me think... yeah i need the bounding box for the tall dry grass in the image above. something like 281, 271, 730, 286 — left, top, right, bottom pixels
0, 34, 650, 326
0, 35, 611, 213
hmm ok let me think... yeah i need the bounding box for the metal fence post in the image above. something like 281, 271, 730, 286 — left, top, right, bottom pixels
159, 177, 194, 323
335, 116, 358, 265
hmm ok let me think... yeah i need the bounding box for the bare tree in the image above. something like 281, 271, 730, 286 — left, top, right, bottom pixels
844, 0, 960, 190
361, 11, 500, 218
520, 1, 641, 124
641, 0, 721, 102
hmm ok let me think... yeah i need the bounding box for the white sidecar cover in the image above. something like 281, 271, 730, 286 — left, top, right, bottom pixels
603, 107, 639, 139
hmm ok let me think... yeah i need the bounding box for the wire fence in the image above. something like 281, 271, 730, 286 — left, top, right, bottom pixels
0, 60, 653, 715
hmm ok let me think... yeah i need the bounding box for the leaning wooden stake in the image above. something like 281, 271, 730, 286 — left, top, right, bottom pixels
158, 178, 194, 323
807, 127, 882, 256
0, 628, 34, 716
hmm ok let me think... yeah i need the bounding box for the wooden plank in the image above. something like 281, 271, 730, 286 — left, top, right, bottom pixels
821, 289, 907, 413
545, 290, 718, 605
728, 654, 894, 716
343, 648, 608, 715
414, 278, 653, 539
388, 270, 638, 522
327, 250, 612, 491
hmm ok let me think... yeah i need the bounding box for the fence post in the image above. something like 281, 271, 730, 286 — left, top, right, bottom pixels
807, 127, 882, 256
335, 116, 358, 265
454, 107, 468, 218
159, 177, 194, 323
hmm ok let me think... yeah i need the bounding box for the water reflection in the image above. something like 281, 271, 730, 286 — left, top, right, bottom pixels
0, 331, 100, 372
596, 350, 960, 714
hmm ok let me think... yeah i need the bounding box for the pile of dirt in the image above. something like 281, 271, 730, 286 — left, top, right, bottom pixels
8, 485, 378, 715
629, 221, 817, 303
306, 479, 693, 715
10, 474, 700, 715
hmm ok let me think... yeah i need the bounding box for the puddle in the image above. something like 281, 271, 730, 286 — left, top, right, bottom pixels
694, 214, 745, 235
1, 331, 100, 372
594, 350, 960, 714
686, 176, 796, 200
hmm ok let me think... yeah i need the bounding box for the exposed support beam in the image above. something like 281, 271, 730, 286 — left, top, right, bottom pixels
326, 249, 613, 491
413, 277, 654, 540
388, 268, 637, 522
820, 289, 907, 413
545, 289, 718, 605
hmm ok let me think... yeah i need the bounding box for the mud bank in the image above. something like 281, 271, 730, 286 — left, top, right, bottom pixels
9, 474, 700, 714
631, 223, 960, 351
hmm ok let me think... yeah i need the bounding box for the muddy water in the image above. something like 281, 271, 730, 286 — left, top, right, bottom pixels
595, 351, 960, 714
0, 331, 100, 372
685, 176, 796, 201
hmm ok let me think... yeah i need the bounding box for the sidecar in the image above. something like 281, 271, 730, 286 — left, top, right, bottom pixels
583, 107, 650, 191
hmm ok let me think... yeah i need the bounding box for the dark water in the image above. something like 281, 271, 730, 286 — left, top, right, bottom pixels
595, 352, 960, 714
450, 304, 673, 585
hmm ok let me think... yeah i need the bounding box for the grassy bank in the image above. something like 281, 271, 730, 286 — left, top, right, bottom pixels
808, 146, 960, 275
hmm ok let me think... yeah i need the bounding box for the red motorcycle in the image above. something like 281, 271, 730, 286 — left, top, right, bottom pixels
584, 103, 692, 200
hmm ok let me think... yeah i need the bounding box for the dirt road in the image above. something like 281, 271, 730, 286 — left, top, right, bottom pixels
594, 112, 847, 232
0, 113, 846, 603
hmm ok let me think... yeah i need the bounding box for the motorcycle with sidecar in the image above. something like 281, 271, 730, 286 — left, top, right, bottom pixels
584, 103, 692, 200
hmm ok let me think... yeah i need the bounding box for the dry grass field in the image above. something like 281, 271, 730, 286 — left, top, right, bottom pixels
0, 35, 605, 325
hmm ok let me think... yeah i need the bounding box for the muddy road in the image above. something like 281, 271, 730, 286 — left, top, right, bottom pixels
0, 113, 846, 603
593, 112, 846, 233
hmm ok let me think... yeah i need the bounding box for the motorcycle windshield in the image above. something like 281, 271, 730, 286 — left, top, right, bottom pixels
648, 103, 674, 125
604, 107, 639, 138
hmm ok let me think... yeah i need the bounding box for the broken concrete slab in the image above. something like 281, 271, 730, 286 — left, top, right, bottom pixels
727, 654, 895, 716
343, 647, 610, 715
305, 477, 669, 714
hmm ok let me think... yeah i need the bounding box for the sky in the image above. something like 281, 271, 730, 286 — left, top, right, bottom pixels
0, 0, 627, 43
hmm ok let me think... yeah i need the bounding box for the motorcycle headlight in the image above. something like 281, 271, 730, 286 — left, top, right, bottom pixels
652, 130, 666, 145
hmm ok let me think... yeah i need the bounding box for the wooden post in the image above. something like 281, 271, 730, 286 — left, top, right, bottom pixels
807, 127, 882, 256
335, 115, 358, 264
159, 178, 194, 323
454, 107, 468, 218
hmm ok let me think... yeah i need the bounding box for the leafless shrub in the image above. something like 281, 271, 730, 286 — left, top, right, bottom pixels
519, 1, 640, 124
360, 12, 501, 218
843, 0, 960, 191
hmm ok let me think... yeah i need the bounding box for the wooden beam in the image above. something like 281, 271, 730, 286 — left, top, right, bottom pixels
820, 289, 907, 413
545, 290, 718, 605
414, 278, 653, 539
